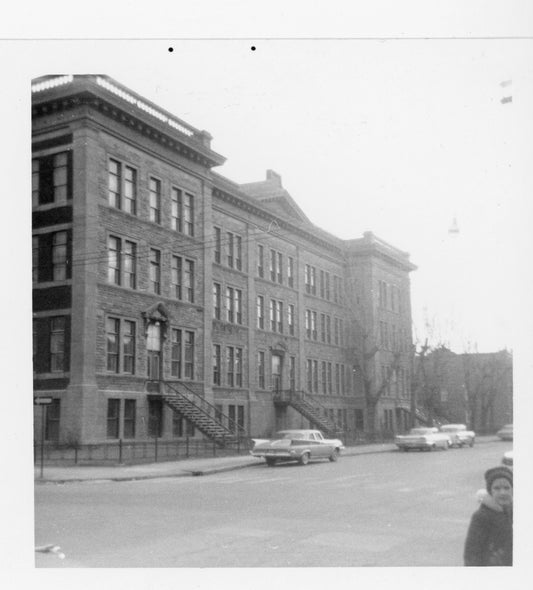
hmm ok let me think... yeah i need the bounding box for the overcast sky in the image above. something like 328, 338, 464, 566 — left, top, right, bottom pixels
93, 39, 531, 353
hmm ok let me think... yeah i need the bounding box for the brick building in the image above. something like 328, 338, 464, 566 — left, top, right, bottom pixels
32, 75, 416, 444
415, 347, 513, 433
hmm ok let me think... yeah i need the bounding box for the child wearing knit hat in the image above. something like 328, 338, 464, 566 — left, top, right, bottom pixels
464, 465, 513, 566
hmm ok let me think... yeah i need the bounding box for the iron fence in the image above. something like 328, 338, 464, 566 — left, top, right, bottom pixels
34, 430, 399, 467
34, 436, 254, 466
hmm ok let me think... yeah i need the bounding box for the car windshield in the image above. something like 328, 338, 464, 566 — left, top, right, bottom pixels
410, 429, 433, 435
441, 426, 463, 432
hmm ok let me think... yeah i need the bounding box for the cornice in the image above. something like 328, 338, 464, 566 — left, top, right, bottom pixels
32, 77, 225, 169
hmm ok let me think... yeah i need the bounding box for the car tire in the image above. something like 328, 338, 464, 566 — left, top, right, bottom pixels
265, 458, 277, 467
329, 448, 340, 462
299, 452, 310, 466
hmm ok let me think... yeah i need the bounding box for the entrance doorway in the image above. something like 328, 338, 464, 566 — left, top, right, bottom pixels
271, 353, 282, 392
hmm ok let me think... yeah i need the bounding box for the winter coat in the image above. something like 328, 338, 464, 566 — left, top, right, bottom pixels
464, 491, 513, 566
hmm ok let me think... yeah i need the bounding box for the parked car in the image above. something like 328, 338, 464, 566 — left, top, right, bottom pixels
395, 427, 451, 451
250, 429, 344, 466
502, 450, 513, 468
497, 424, 513, 441
439, 424, 475, 447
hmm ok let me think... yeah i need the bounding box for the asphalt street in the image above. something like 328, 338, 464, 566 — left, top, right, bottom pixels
35, 440, 512, 567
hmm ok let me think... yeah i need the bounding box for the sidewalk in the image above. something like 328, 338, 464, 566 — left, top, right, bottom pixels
34, 436, 500, 484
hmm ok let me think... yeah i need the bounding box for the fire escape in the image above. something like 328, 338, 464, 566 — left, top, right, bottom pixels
273, 390, 343, 437
146, 380, 246, 447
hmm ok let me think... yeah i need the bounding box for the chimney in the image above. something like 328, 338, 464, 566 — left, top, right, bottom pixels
266, 169, 282, 187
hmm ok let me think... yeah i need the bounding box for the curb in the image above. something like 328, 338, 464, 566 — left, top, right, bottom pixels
35, 438, 502, 484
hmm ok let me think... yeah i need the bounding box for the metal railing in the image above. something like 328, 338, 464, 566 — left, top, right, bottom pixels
273, 389, 343, 433
149, 380, 247, 440
34, 436, 254, 466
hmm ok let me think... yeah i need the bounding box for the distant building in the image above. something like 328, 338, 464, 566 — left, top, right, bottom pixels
415, 347, 512, 432
32, 75, 416, 444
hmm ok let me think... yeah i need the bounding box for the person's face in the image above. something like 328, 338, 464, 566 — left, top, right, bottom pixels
490, 477, 513, 507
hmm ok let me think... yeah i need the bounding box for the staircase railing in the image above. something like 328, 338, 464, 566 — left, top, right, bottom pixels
273, 389, 343, 435
146, 380, 247, 440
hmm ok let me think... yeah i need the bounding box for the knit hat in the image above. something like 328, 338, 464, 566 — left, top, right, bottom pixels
485, 466, 513, 491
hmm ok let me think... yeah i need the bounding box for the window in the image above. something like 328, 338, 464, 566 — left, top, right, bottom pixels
334, 317, 340, 345
171, 329, 182, 378
107, 398, 120, 439
325, 272, 330, 300
226, 232, 233, 267
311, 311, 317, 340
257, 295, 264, 329
124, 399, 136, 438
258, 351, 265, 389
289, 356, 296, 391
171, 256, 195, 302
226, 232, 242, 270
50, 316, 65, 372
122, 321, 135, 374
33, 316, 70, 374
288, 304, 295, 336
335, 364, 341, 394
228, 404, 245, 434
287, 256, 294, 287
312, 360, 319, 393
226, 346, 234, 387
106, 317, 120, 373
306, 359, 313, 391
320, 270, 325, 298
257, 245, 264, 277
171, 187, 194, 236
305, 264, 317, 295
213, 283, 221, 319
107, 236, 136, 288
33, 231, 72, 283
108, 159, 137, 214
225, 287, 242, 324
213, 344, 221, 385
149, 177, 161, 224
150, 249, 161, 294
326, 315, 331, 344
235, 347, 243, 387
226, 347, 245, 388
327, 362, 333, 394
52, 231, 68, 281
171, 328, 195, 380
45, 399, 61, 442
270, 250, 283, 283
214, 227, 221, 263
32, 151, 72, 206
320, 313, 326, 342
305, 310, 311, 339
321, 361, 327, 394
270, 300, 283, 333
184, 331, 194, 379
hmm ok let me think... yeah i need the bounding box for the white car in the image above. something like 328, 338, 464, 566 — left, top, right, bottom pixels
395, 427, 451, 452
439, 424, 475, 447
497, 424, 513, 441
250, 429, 344, 466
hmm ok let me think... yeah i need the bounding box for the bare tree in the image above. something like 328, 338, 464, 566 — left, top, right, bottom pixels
351, 320, 405, 436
